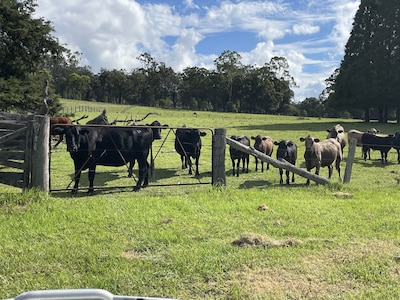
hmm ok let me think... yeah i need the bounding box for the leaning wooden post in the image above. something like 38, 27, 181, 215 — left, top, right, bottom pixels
29, 115, 50, 193
212, 128, 226, 187
343, 138, 357, 183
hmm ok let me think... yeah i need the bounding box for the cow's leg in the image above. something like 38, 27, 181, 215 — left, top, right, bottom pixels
194, 157, 200, 176
261, 160, 264, 172
254, 157, 258, 171
72, 169, 81, 196
336, 159, 341, 181
291, 170, 295, 183
245, 155, 249, 173
327, 165, 333, 179
278, 168, 283, 184
236, 159, 240, 177
133, 157, 148, 191
128, 159, 135, 177
187, 157, 193, 175
180, 155, 186, 170
286, 170, 290, 185
87, 165, 96, 196
362, 146, 368, 161
72, 162, 82, 196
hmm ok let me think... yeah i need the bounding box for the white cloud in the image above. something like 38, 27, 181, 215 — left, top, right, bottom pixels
292, 24, 320, 35
34, 0, 361, 101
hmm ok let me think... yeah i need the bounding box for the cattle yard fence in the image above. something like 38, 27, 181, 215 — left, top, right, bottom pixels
0, 113, 49, 191
0, 113, 355, 194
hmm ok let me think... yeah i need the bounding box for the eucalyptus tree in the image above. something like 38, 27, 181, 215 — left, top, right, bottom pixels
213, 50, 243, 111
328, 0, 400, 122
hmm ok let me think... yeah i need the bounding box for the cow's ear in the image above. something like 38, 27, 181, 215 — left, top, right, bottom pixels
274, 141, 279, 145
162, 124, 169, 128
327, 129, 331, 133
300, 137, 305, 142
262, 137, 267, 141
200, 131, 206, 137
315, 138, 320, 142
287, 141, 293, 146
251, 136, 255, 140
338, 130, 344, 133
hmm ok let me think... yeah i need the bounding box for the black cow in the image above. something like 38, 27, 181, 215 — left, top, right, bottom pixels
127, 120, 168, 177
53, 124, 164, 195
174, 127, 207, 176
86, 109, 110, 125
274, 140, 297, 185
229, 135, 250, 177
362, 133, 394, 164
392, 132, 400, 164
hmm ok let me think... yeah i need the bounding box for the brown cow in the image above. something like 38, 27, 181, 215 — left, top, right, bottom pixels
299, 135, 342, 185
50, 116, 73, 148
251, 135, 273, 172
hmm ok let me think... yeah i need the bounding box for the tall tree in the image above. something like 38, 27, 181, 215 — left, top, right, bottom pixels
0, 0, 67, 113
328, 0, 400, 122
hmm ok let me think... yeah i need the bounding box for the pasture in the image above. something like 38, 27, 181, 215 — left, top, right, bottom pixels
1, 100, 399, 299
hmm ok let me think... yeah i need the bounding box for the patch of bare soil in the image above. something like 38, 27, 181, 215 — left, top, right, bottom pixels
232, 233, 302, 248
227, 240, 399, 299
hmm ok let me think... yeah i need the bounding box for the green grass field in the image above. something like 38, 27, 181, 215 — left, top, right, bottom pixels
1, 100, 399, 299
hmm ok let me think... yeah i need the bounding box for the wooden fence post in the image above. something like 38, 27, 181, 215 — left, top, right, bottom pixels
212, 128, 226, 187
343, 138, 357, 183
27, 115, 50, 193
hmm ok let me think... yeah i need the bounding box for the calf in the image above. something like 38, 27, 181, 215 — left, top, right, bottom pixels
274, 140, 297, 185
326, 124, 346, 152
229, 135, 250, 177
299, 135, 342, 185
174, 127, 207, 176
348, 128, 379, 159
361, 133, 393, 164
251, 135, 273, 172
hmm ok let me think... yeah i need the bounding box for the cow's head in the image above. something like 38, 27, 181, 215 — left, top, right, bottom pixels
148, 120, 169, 140
300, 135, 319, 150
62, 126, 90, 153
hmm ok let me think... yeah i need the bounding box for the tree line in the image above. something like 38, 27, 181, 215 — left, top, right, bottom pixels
2, 0, 400, 122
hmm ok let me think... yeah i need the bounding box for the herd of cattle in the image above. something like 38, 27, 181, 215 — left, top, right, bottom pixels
49, 111, 400, 195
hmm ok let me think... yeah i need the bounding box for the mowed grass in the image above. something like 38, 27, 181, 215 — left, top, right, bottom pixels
0, 100, 399, 299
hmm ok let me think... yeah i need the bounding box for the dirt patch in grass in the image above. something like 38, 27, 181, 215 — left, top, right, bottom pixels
232, 233, 302, 248
227, 240, 399, 299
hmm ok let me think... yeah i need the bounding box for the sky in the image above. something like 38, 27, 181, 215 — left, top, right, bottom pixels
34, 0, 361, 102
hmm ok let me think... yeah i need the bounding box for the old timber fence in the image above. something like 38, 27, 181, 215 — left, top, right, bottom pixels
0, 116, 354, 194
0, 113, 49, 191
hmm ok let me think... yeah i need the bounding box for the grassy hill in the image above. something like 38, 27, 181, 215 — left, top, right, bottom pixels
0, 99, 399, 299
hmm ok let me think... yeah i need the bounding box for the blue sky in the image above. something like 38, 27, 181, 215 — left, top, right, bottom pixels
35, 0, 360, 101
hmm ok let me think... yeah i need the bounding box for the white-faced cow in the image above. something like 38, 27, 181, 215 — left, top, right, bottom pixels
348, 128, 379, 159
299, 135, 342, 185
174, 127, 207, 176
251, 135, 273, 172
53, 124, 164, 195
274, 140, 297, 185
326, 124, 346, 153
229, 135, 250, 177
361, 133, 393, 164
